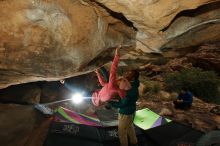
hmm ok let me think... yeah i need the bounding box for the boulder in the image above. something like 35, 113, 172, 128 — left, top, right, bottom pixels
159, 108, 173, 116
40, 81, 61, 103
0, 0, 135, 89
163, 57, 193, 72
1, 0, 220, 89
158, 91, 171, 101
0, 83, 41, 104
210, 106, 220, 116
138, 82, 146, 96
139, 97, 220, 132
187, 43, 220, 74
40, 72, 98, 103
0, 104, 51, 146
96, 0, 220, 51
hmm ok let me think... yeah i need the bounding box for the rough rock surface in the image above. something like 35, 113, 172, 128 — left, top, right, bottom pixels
164, 57, 193, 72
1, 1, 220, 145
95, 0, 220, 52
138, 97, 220, 132
0, 0, 220, 88
134, 42, 220, 75
0, 83, 41, 104
0, 0, 135, 89
40, 72, 98, 103
0, 104, 51, 146
148, 43, 220, 74
210, 106, 220, 115
187, 43, 220, 74
0, 72, 98, 104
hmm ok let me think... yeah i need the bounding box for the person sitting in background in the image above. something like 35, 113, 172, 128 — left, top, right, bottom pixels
92, 46, 131, 107
109, 70, 140, 146
173, 88, 193, 110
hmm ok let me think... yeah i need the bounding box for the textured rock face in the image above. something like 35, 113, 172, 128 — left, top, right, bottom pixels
0, 83, 41, 104
0, 0, 220, 88
0, 104, 51, 146
187, 43, 220, 74
40, 72, 98, 103
0, 0, 135, 89
96, 0, 215, 31
1, 1, 220, 145
138, 97, 220, 132
164, 58, 193, 72
95, 0, 220, 52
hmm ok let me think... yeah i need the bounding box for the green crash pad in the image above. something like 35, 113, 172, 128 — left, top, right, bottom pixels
134, 108, 171, 130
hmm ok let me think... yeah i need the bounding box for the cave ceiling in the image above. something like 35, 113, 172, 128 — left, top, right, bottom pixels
0, 0, 220, 88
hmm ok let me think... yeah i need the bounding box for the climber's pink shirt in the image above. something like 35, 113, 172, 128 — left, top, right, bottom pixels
92, 54, 125, 106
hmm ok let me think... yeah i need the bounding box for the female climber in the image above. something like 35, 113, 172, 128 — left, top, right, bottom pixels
92, 46, 131, 106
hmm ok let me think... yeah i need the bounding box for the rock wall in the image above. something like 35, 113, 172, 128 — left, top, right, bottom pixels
0, 83, 41, 104
95, 0, 220, 52
187, 43, 220, 74
0, 0, 220, 88
0, 104, 51, 146
0, 0, 136, 89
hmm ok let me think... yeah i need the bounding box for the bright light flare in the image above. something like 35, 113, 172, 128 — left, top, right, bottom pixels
71, 93, 83, 104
